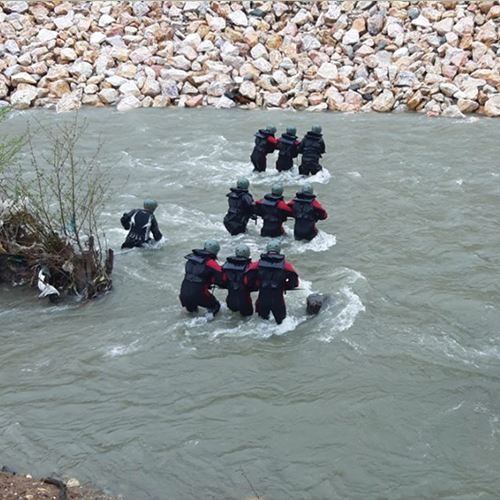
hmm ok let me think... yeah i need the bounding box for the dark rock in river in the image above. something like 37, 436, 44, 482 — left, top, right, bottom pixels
306, 293, 330, 316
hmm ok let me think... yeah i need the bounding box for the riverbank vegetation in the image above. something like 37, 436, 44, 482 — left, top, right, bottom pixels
0, 110, 113, 300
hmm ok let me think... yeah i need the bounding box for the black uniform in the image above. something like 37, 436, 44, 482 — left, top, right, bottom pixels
297, 131, 326, 176
223, 188, 256, 235
250, 129, 278, 172
288, 192, 328, 241
179, 249, 226, 315
120, 208, 162, 249
222, 256, 253, 316
245, 252, 299, 325
276, 132, 300, 172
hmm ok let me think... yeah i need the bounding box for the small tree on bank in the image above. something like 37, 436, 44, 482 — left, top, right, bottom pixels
0, 111, 113, 300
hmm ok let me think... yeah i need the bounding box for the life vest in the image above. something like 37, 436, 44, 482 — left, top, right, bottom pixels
258, 253, 286, 289
223, 257, 251, 291
184, 250, 213, 284
301, 132, 324, 161
259, 195, 282, 224
293, 194, 316, 221
254, 129, 275, 155
278, 133, 297, 158
226, 189, 247, 214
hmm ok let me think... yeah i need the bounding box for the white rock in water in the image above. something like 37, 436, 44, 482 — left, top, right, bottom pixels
372, 89, 395, 112
117, 95, 142, 111
228, 10, 248, 27
11, 85, 38, 109
56, 89, 82, 113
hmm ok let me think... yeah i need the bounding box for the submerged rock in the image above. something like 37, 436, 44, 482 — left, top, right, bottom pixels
306, 293, 330, 316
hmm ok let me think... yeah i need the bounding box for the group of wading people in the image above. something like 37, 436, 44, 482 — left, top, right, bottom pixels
121, 125, 327, 325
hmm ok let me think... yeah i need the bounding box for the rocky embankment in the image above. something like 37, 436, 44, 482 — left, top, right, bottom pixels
1, 1, 500, 117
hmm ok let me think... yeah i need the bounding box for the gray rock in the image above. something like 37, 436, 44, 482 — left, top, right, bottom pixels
408, 8, 421, 20
306, 293, 330, 315
368, 14, 384, 36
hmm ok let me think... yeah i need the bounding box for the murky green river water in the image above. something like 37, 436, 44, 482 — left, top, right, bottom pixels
1, 108, 500, 499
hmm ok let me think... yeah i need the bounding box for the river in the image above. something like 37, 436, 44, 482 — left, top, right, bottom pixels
1, 107, 500, 500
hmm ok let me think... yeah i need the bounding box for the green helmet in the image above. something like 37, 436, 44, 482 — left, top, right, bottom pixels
235, 244, 250, 259
271, 182, 284, 196
236, 177, 249, 190
301, 183, 313, 195
143, 199, 158, 212
266, 124, 277, 134
312, 125, 322, 134
204, 239, 220, 256
286, 126, 297, 136
266, 240, 281, 254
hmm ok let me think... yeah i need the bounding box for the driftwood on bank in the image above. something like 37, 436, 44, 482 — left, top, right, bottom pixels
0, 204, 113, 301
0, 114, 114, 302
